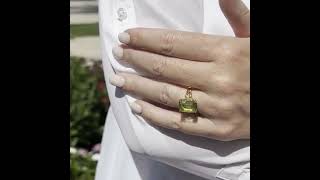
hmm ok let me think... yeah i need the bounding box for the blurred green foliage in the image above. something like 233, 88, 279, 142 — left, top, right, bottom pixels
70, 57, 108, 149
70, 153, 97, 180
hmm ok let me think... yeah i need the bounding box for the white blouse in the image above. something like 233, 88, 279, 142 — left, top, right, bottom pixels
96, 0, 250, 180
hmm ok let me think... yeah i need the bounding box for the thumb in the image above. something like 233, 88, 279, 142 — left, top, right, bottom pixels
219, 0, 250, 37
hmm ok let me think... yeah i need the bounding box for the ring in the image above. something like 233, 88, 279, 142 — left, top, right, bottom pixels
179, 87, 198, 113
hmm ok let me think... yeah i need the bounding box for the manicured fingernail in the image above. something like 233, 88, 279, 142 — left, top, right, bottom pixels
109, 75, 125, 87
118, 32, 130, 44
130, 102, 142, 114
112, 46, 123, 60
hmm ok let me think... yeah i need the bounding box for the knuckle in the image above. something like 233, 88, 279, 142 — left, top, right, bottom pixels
121, 75, 134, 91
218, 100, 236, 117
152, 57, 168, 77
123, 48, 134, 61
217, 118, 247, 141
214, 75, 236, 94
128, 28, 143, 44
215, 125, 235, 141
159, 84, 171, 105
203, 100, 220, 117
160, 32, 176, 55
221, 43, 240, 61
197, 74, 212, 90
169, 120, 182, 130
213, 38, 237, 60
231, 47, 242, 60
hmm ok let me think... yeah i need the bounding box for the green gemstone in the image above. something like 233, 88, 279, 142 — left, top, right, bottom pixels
179, 98, 198, 113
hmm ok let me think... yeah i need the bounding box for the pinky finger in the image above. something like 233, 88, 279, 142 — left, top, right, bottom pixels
130, 100, 220, 139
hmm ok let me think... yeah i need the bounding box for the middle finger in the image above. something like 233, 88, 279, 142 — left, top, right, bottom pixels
112, 46, 212, 90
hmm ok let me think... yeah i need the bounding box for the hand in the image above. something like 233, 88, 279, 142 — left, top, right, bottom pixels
109, 0, 250, 141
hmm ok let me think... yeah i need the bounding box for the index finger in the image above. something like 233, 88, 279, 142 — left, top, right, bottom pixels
118, 28, 228, 62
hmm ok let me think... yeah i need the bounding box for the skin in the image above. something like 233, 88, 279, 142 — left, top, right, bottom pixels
109, 0, 250, 141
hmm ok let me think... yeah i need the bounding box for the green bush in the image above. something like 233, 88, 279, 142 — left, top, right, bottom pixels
70, 57, 109, 149
70, 152, 97, 180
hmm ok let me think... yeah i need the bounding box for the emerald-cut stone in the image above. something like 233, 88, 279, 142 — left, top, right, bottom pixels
179, 98, 197, 113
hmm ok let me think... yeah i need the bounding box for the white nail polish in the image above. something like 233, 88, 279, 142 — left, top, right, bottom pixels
112, 46, 123, 60
118, 32, 130, 44
130, 102, 142, 114
109, 75, 125, 87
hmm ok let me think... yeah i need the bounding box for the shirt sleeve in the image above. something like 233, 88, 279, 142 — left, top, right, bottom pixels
98, 0, 250, 179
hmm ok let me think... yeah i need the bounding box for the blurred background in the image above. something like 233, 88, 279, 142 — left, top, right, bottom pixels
70, 0, 107, 179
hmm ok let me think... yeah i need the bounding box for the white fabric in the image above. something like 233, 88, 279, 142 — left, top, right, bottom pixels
96, 0, 250, 180
95, 108, 212, 180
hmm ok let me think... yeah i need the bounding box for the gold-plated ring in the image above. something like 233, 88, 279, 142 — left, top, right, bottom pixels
179, 87, 198, 113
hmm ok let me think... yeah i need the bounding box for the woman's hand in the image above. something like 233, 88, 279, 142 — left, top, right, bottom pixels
109, 0, 250, 141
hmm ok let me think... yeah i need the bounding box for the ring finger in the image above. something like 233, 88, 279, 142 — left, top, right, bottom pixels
109, 73, 213, 115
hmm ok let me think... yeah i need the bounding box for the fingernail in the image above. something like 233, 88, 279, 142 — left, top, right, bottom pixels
130, 102, 142, 114
118, 32, 130, 44
112, 46, 123, 60
109, 75, 125, 87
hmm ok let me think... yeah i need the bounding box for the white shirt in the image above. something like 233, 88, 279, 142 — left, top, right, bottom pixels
96, 0, 250, 180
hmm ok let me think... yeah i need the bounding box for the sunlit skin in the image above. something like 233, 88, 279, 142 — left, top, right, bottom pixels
110, 0, 250, 141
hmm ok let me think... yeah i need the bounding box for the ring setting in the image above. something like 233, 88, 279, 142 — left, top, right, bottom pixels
179, 87, 198, 113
